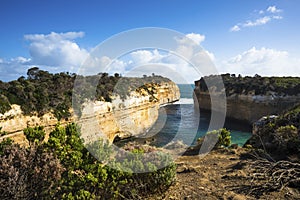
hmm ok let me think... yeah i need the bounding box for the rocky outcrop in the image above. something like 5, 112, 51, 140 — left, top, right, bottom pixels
0, 81, 180, 144
0, 105, 72, 145
194, 91, 300, 124
245, 104, 300, 160
79, 81, 180, 143
194, 75, 300, 124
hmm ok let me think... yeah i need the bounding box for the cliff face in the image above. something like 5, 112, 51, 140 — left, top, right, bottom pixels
0, 105, 72, 145
0, 81, 180, 144
79, 81, 180, 143
194, 90, 300, 123
194, 75, 300, 124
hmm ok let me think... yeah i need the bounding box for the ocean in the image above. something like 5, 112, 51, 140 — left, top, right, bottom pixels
116, 84, 252, 147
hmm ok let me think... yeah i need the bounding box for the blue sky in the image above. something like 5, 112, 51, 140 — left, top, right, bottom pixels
1, 0, 300, 82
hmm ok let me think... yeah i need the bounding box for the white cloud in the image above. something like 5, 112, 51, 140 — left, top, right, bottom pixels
24, 31, 88, 70
0, 58, 31, 81
185, 33, 205, 45
230, 25, 241, 32
130, 49, 164, 64
24, 31, 85, 41
0, 31, 90, 81
221, 47, 300, 76
113, 33, 216, 83
11, 56, 31, 63
244, 16, 271, 27
3, 31, 212, 83
175, 33, 214, 61
273, 15, 283, 20
176, 33, 205, 46
267, 6, 282, 13
230, 6, 283, 32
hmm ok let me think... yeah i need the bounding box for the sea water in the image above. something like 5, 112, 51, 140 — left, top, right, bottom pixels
116, 84, 252, 147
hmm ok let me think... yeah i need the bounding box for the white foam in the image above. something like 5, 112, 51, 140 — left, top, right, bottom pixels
174, 98, 194, 104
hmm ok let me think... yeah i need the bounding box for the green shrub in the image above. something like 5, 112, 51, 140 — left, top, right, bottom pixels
45, 123, 176, 199
207, 128, 231, 148
0, 123, 177, 199
276, 125, 298, 140
23, 126, 45, 145
0, 95, 11, 114
0, 138, 13, 155
0, 127, 8, 137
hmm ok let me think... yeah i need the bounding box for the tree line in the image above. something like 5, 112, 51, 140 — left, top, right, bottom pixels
0, 67, 171, 119
196, 74, 300, 96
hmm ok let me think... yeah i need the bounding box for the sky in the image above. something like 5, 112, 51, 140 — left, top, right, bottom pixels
0, 0, 300, 82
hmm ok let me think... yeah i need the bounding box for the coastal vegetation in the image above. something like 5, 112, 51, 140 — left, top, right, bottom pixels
208, 128, 231, 148
246, 103, 300, 160
0, 123, 176, 199
236, 104, 300, 196
1, 70, 299, 198
196, 73, 300, 96
0, 67, 170, 119
196, 128, 232, 149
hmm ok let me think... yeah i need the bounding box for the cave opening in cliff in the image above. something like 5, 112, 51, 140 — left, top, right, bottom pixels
113, 136, 122, 143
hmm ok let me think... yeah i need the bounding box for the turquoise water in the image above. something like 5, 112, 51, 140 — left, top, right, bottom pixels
148, 84, 252, 147
179, 84, 252, 146
115, 84, 252, 147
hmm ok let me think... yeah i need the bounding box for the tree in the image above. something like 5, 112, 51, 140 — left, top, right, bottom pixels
114, 73, 120, 78
27, 67, 40, 80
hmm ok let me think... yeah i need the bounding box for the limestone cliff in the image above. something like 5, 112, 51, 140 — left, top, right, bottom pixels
0, 81, 180, 144
0, 105, 72, 145
194, 75, 300, 124
194, 91, 300, 123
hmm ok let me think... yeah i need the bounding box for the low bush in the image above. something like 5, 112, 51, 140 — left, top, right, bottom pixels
206, 128, 231, 148
0, 143, 64, 200
46, 123, 176, 199
0, 123, 176, 199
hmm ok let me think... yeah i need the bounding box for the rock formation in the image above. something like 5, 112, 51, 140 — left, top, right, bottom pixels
79, 81, 180, 143
0, 81, 180, 144
194, 74, 300, 124
245, 104, 300, 160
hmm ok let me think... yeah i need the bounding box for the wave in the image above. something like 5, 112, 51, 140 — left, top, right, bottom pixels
174, 98, 194, 104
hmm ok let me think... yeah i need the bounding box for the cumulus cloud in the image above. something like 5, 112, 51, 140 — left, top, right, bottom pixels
24, 31, 88, 70
230, 6, 283, 32
130, 49, 164, 64
0, 58, 32, 81
230, 25, 241, 32
0, 31, 90, 81
267, 6, 282, 13
185, 33, 205, 45
0, 31, 212, 83
221, 47, 300, 76
110, 33, 216, 83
